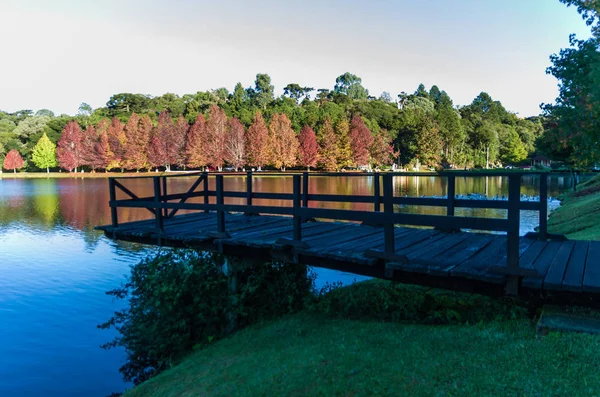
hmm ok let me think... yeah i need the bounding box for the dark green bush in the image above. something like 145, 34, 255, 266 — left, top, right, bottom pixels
311, 280, 528, 325
99, 250, 314, 386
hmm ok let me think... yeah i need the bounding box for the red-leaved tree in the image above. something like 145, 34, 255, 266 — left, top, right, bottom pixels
225, 117, 246, 170
205, 105, 227, 171
173, 116, 189, 169
298, 125, 318, 170
268, 113, 298, 171
80, 125, 98, 171
57, 120, 83, 172
370, 129, 395, 167
148, 110, 176, 171
106, 117, 126, 171
3, 149, 24, 173
349, 114, 373, 167
185, 114, 208, 169
245, 111, 269, 170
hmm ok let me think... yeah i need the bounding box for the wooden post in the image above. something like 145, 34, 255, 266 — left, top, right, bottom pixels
506, 174, 521, 295
447, 175, 455, 216
302, 172, 309, 208
246, 171, 253, 207
539, 174, 548, 240
153, 177, 163, 232
161, 176, 168, 217
374, 173, 381, 212
203, 172, 209, 213
216, 174, 225, 234
109, 178, 118, 229
383, 173, 395, 254
293, 174, 302, 241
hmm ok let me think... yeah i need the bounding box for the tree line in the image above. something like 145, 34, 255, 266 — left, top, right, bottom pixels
1, 73, 545, 173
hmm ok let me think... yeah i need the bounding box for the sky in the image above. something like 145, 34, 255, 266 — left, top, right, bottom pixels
0, 0, 592, 117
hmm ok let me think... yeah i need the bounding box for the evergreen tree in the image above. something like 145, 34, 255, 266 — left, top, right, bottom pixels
31, 133, 57, 173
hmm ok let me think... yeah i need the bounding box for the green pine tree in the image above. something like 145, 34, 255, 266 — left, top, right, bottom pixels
31, 133, 57, 173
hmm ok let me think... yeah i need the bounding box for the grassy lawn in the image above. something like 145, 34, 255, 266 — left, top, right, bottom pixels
126, 313, 600, 397
549, 174, 600, 240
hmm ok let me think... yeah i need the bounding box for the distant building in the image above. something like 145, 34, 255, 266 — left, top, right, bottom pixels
532, 155, 551, 167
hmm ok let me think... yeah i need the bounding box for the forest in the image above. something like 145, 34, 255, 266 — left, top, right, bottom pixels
0, 75, 546, 173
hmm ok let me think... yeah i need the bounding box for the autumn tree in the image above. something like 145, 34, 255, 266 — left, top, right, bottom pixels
31, 133, 57, 173
173, 116, 189, 169
370, 130, 395, 167
205, 105, 228, 171
57, 120, 83, 172
80, 125, 99, 171
3, 149, 24, 173
335, 119, 352, 169
185, 114, 207, 169
147, 110, 176, 171
93, 119, 111, 171
268, 113, 298, 171
123, 113, 149, 171
106, 117, 126, 171
246, 111, 269, 170
318, 119, 339, 171
298, 125, 318, 170
224, 117, 246, 170
349, 115, 373, 167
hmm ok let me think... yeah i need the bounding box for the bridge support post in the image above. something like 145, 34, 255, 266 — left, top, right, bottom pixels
374, 173, 381, 212
161, 176, 168, 218
539, 174, 548, 240
109, 177, 118, 230
203, 172, 209, 213
216, 174, 225, 234
293, 174, 302, 241
383, 173, 395, 255
447, 175, 455, 217
506, 174, 521, 295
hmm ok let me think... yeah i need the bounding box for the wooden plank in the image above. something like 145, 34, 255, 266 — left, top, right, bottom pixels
522, 241, 562, 290
491, 236, 537, 267
543, 241, 576, 291
397, 232, 449, 256
518, 240, 547, 269
404, 233, 469, 261
450, 236, 506, 283
583, 242, 600, 293
562, 241, 590, 292
430, 233, 494, 269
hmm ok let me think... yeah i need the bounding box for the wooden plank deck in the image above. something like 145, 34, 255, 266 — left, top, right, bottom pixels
97, 212, 598, 298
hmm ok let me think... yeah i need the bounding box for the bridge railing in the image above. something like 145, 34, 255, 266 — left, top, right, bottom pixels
108, 171, 550, 293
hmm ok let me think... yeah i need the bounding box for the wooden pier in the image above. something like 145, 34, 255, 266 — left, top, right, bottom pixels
96, 171, 599, 299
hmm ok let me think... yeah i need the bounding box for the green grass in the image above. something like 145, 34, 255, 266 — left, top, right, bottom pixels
548, 174, 600, 240
125, 313, 600, 397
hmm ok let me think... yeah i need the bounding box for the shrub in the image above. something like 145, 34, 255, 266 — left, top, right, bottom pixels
99, 250, 314, 385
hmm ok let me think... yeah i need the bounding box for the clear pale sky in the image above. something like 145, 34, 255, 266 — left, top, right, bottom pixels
0, 0, 591, 117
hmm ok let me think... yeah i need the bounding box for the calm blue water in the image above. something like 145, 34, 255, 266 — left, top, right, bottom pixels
0, 177, 373, 396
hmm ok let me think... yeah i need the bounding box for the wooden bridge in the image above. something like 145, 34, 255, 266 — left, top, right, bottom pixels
96, 171, 599, 299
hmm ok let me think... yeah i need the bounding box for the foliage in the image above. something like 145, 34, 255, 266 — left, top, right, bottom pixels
268, 113, 298, 171
245, 112, 269, 169
349, 114, 373, 166
205, 105, 228, 170
3, 149, 24, 172
297, 125, 318, 170
185, 114, 207, 169
224, 118, 246, 170
31, 133, 57, 172
317, 119, 339, 171
99, 250, 315, 386
56, 121, 83, 172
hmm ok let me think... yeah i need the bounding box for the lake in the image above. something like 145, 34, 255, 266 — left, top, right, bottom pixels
0, 174, 574, 396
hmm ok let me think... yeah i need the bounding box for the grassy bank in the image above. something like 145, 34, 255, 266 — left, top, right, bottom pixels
548, 174, 600, 240
126, 313, 600, 397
